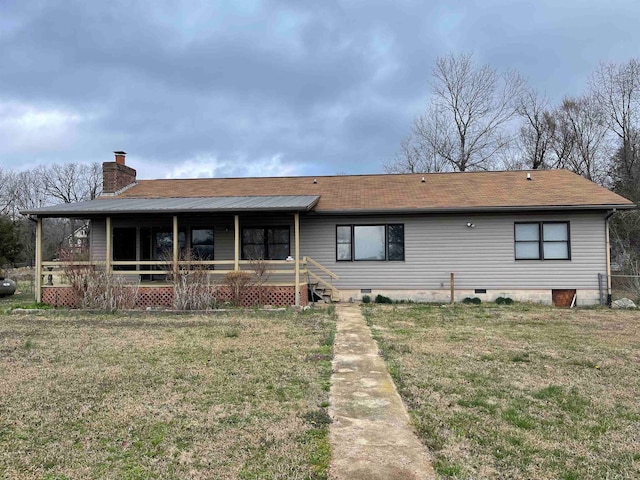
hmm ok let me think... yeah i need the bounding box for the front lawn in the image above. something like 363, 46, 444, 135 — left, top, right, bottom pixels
364, 303, 640, 480
0, 308, 335, 479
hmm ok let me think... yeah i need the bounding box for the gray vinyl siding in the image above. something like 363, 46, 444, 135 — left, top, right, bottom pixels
89, 218, 106, 262
300, 212, 607, 290
88, 211, 607, 290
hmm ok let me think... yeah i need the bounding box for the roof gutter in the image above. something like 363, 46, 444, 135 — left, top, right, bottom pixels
20, 205, 319, 218
310, 204, 636, 215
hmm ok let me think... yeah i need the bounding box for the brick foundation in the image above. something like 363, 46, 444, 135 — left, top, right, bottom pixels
41, 284, 309, 309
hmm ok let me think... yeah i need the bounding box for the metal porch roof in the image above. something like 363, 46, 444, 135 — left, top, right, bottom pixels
21, 195, 321, 217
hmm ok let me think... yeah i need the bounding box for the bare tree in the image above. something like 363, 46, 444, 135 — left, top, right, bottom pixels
390, 53, 525, 173
0, 167, 16, 216
384, 132, 450, 173
11, 169, 49, 213
41, 162, 102, 204
610, 129, 640, 201
549, 106, 575, 170
3, 162, 103, 263
516, 88, 558, 169
590, 59, 640, 179
555, 95, 611, 185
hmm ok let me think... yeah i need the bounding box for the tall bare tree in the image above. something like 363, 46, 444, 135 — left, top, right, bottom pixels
384, 131, 451, 173
516, 88, 558, 169
2, 162, 102, 264
0, 167, 16, 216
555, 95, 611, 185
41, 162, 102, 204
390, 53, 525, 173
590, 59, 640, 179
11, 170, 48, 214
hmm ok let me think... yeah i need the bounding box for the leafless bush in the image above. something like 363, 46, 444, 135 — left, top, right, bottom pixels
64, 266, 138, 310
223, 271, 253, 306
168, 249, 213, 310
60, 249, 138, 310
249, 257, 272, 306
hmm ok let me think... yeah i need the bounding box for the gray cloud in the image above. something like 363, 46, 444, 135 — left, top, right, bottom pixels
1, 0, 640, 178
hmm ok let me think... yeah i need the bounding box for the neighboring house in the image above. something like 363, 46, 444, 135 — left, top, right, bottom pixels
65, 222, 89, 249
22, 152, 635, 307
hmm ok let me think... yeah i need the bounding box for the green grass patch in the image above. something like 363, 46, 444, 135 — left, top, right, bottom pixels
0, 308, 335, 479
365, 303, 640, 479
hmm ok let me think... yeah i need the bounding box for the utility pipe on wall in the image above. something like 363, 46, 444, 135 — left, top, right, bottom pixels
604, 208, 617, 307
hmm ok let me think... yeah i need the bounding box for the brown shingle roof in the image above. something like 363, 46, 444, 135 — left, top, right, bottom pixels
112, 169, 634, 213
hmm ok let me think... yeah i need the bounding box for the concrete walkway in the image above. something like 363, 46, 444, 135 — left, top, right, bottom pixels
329, 304, 435, 480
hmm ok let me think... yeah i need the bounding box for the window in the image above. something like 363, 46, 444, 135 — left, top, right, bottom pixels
155, 231, 186, 259
336, 226, 352, 261
242, 227, 290, 260
355, 225, 385, 260
191, 228, 214, 260
387, 224, 405, 261
515, 222, 570, 260
336, 224, 404, 261
112, 227, 137, 271
140, 227, 186, 260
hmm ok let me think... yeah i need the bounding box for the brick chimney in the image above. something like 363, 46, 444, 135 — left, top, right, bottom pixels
102, 151, 137, 195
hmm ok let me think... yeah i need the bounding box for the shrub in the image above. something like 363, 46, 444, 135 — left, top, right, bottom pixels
375, 294, 393, 304
63, 266, 138, 311
495, 296, 514, 305
170, 258, 212, 311
223, 271, 253, 306
362, 295, 371, 304
462, 297, 482, 305
248, 257, 272, 306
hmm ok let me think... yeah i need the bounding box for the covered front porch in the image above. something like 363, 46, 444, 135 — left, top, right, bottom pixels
26, 196, 339, 308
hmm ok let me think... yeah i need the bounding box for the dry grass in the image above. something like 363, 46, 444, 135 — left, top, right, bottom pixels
0, 308, 335, 479
363, 303, 640, 480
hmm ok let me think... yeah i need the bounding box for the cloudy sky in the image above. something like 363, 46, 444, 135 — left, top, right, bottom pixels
1, 0, 639, 180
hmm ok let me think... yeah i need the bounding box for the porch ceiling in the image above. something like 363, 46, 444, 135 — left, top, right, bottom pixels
22, 195, 320, 218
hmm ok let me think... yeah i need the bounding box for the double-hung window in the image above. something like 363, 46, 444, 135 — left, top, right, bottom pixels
515, 222, 570, 260
191, 228, 214, 260
242, 227, 290, 260
336, 224, 405, 261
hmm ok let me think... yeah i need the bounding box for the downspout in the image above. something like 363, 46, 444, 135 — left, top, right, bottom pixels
604, 209, 617, 307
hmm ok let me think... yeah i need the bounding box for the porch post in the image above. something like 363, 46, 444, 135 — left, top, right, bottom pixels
173, 215, 179, 277
35, 218, 42, 303
234, 214, 240, 271
105, 216, 112, 274
294, 212, 300, 306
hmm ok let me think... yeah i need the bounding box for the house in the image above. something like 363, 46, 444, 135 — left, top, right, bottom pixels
22, 152, 635, 307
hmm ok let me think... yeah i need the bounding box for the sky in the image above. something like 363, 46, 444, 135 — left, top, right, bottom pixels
1, 0, 640, 180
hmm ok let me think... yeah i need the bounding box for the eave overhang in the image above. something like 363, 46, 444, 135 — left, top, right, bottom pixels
307, 203, 637, 216
21, 195, 321, 218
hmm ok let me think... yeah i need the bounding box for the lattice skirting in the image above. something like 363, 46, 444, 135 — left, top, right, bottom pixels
42, 287, 77, 308
41, 285, 308, 308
